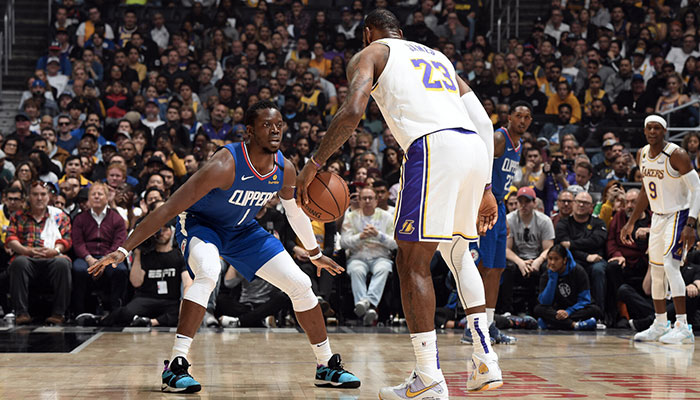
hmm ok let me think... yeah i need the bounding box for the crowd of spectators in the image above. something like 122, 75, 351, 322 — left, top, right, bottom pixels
0, 0, 699, 330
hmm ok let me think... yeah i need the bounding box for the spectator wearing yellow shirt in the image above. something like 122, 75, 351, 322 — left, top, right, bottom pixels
545, 80, 582, 123
309, 42, 332, 77
579, 74, 607, 117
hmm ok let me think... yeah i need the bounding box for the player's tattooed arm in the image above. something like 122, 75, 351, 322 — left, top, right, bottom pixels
312, 46, 382, 164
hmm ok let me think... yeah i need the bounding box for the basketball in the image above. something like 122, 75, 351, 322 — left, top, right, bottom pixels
301, 171, 350, 222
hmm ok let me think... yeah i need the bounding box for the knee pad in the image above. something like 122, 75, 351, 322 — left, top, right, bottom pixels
439, 238, 485, 309
663, 262, 686, 298
183, 238, 221, 308
256, 252, 318, 312
650, 265, 667, 300
285, 271, 317, 312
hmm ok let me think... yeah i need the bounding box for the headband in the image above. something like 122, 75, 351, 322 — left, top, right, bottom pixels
644, 115, 667, 129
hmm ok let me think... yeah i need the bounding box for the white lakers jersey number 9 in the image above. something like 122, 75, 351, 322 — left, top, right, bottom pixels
640, 143, 689, 214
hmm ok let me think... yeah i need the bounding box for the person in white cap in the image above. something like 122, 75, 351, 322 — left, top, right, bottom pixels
621, 114, 700, 345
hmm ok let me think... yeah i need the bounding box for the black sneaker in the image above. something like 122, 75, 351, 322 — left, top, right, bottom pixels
315, 354, 361, 388
162, 356, 202, 393
130, 315, 151, 327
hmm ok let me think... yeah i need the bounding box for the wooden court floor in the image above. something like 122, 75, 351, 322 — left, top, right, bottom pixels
0, 328, 698, 399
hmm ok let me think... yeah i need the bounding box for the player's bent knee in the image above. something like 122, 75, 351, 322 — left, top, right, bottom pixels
286, 272, 317, 312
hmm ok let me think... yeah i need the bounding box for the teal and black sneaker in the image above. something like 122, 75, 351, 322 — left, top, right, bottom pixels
315, 354, 361, 388
161, 356, 202, 393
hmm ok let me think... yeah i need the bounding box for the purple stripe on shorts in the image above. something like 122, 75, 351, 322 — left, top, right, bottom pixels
671, 209, 689, 260
395, 137, 426, 242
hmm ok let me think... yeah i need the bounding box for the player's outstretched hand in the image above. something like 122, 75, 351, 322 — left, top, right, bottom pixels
87, 251, 125, 277
311, 255, 345, 277
620, 222, 634, 246
296, 162, 317, 207
477, 189, 498, 236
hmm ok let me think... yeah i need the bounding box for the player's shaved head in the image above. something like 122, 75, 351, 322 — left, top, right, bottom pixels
364, 9, 401, 32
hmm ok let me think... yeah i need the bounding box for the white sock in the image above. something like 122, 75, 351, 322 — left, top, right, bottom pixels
171, 334, 193, 362
468, 313, 496, 360
311, 338, 334, 366
676, 314, 688, 325
486, 308, 495, 326
410, 330, 442, 380
655, 313, 668, 325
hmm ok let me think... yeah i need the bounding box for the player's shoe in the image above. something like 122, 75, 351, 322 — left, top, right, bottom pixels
634, 320, 671, 342
466, 353, 503, 392
489, 322, 517, 344
378, 369, 448, 399
507, 315, 538, 329
314, 354, 361, 388
659, 322, 695, 344
161, 356, 202, 393
460, 324, 495, 345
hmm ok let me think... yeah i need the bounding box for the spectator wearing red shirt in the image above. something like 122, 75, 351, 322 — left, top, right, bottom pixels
71, 183, 128, 316
6, 181, 72, 325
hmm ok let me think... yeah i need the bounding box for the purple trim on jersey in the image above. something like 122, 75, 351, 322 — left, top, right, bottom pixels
670, 209, 689, 260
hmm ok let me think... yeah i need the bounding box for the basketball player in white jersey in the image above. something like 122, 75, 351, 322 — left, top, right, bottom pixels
621, 115, 700, 344
297, 9, 503, 399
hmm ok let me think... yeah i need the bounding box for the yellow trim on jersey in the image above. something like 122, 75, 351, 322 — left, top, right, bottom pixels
663, 211, 680, 256
646, 143, 669, 162
649, 260, 664, 266
664, 155, 682, 179
454, 232, 479, 240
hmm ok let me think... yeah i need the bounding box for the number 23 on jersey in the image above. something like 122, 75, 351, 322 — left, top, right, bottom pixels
411, 58, 457, 92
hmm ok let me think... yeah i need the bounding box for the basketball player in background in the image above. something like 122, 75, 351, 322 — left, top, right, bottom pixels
89, 101, 361, 393
621, 115, 699, 345
463, 101, 533, 345
297, 9, 502, 398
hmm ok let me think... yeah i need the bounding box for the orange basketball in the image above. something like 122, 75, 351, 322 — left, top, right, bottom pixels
301, 171, 350, 222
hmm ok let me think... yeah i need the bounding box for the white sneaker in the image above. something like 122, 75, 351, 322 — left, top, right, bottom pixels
378, 369, 448, 399
659, 322, 695, 344
633, 321, 670, 342
354, 299, 370, 317
219, 315, 240, 328
467, 352, 503, 392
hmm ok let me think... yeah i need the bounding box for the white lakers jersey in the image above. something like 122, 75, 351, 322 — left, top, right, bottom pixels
369, 38, 477, 151
640, 142, 689, 214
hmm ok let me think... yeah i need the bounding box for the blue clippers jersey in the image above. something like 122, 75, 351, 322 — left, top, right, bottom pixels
185, 142, 284, 231
491, 127, 522, 201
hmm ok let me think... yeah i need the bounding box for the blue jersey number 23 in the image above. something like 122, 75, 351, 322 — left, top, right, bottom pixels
411, 59, 457, 92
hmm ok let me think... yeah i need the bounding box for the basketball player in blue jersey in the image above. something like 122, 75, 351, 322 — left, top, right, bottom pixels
462, 101, 533, 345
298, 9, 502, 399
89, 101, 361, 393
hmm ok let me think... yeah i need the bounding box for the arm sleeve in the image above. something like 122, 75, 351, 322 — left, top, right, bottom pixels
681, 169, 700, 220
280, 198, 318, 251
461, 91, 494, 184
